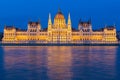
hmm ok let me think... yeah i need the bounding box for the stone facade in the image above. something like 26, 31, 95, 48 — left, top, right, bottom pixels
2, 10, 118, 43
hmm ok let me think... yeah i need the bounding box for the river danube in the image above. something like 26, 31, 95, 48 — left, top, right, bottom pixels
0, 46, 120, 80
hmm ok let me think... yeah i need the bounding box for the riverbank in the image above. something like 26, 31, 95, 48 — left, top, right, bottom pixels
0, 42, 120, 46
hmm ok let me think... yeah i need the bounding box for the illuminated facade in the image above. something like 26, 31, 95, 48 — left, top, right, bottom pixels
2, 10, 118, 43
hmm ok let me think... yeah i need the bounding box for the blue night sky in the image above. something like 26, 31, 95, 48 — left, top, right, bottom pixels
0, 0, 120, 32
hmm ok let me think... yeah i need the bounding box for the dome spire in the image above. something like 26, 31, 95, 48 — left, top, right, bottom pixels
55, 8, 64, 19
58, 8, 62, 14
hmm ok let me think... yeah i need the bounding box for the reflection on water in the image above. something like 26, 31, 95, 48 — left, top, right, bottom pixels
71, 46, 117, 80
0, 46, 119, 80
47, 47, 72, 80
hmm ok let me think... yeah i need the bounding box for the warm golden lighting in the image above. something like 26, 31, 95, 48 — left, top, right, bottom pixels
2, 9, 118, 43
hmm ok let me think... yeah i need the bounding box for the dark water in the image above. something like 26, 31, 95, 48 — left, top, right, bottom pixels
0, 46, 120, 80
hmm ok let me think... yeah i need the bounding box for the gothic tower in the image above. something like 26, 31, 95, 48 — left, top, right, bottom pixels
48, 13, 52, 31
67, 13, 72, 31
48, 13, 53, 42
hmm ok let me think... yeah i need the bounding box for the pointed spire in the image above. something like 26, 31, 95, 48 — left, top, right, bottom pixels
58, 8, 60, 12
48, 13, 52, 31
48, 13, 52, 24
68, 13, 72, 30
68, 13, 71, 19
49, 13, 51, 20
68, 13, 71, 25
58, 8, 62, 14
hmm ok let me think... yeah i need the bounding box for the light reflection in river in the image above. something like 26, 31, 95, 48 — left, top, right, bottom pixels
0, 46, 119, 80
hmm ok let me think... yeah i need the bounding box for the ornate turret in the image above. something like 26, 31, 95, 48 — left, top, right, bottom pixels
78, 19, 92, 32
28, 20, 41, 32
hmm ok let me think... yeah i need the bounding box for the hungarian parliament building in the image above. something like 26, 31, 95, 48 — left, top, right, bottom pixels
2, 10, 118, 43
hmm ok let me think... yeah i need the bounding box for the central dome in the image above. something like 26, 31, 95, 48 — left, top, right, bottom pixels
53, 9, 66, 28
55, 9, 65, 19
